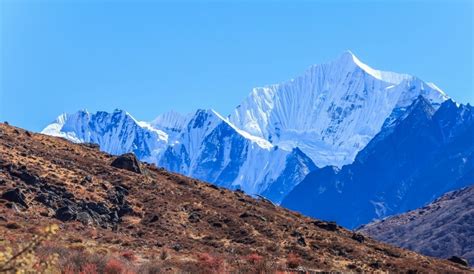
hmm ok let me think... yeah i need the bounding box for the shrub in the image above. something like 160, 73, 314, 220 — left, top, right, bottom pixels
159, 249, 168, 260
121, 250, 137, 262
0, 224, 60, 273
63, 264, 76, 274
196, 252, 225, 273
137, 261, 161, 274
104, 258, 127, 274
245, 253, 263, 265
80, 263, 99, 274
286, 253, 302, 269
239, 253, 279, 273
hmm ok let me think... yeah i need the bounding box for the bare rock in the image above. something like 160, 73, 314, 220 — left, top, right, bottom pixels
1, 188, 28, 208
111, 153, 142, 174
448, 256, 469, 267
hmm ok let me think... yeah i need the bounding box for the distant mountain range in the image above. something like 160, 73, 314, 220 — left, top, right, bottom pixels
42, 51, 472, 225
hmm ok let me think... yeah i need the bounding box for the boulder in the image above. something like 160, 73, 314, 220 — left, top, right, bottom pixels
15, 170, 40, 185
55, 206, 77, 222
313, 220, 339, 231
297, 236, 307, 246
188, 212, 201, 223
76, 212, 93, 225
1, 188, 28, 208
447, 256, 469, 267
111, 153, 142, 174
352, 233, 365, 243
118, 203, 134, 217
86, 202, 110, 215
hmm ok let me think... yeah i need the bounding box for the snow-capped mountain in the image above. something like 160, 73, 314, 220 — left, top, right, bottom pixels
229, 51, 447, 167
42, 51, 450, 204
43, 108, 315, 203
159, 109, 316, 201
42, 109, 169, 161
150, 110, 191, 139
282, 97, 474, 228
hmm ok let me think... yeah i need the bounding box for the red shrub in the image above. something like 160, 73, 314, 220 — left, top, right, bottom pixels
196, 253, 224, 273
62, 264, 76, 274
80, 263, 99, 274
121, 251, 137, 262
245, 253, 263, 265
104, 258, 126, 274
286, 253, 302, 269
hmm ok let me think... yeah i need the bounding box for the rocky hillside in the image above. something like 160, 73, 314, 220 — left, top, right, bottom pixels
0, 123, 470, 272
359, 185, 474, 266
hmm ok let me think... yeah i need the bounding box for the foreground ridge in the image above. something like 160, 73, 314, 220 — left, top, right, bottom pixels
0, 123, 470, 272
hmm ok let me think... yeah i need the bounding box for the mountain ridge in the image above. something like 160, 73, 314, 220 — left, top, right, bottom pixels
282, 97, 474, 228
42, 51, 450, 204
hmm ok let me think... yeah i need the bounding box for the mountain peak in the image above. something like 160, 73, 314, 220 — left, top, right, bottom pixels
400, 95, 436, 123
151, 110, 190, 131
331, 51, 411, 85
187, 108, 225, 130
333, 50, 376, 73
337, 50, 357, 62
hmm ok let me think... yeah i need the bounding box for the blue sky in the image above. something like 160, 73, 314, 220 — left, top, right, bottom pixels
1, 0, 472, 131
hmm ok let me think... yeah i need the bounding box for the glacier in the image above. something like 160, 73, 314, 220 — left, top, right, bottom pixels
41, 51, 448, 203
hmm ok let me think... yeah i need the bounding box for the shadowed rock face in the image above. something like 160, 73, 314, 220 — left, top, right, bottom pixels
1, 188, 28, 208
282, 98, 474, 228
359, 185, 474, 266
0, 123, 470, 272
449, 256, 470, 267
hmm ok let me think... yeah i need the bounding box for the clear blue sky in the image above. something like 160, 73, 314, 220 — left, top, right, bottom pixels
1, 0, 472, 131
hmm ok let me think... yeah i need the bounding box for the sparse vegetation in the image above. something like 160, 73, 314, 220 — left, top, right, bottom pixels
196, 252, 226, 273
286, 253, 302, 269
0, 224, 59, 273
0, 123, 469, 273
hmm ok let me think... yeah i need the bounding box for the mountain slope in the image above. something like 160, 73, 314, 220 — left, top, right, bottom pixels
358, 185, 474, 266
282, 97, 474, 228
0, 122, 470, 272
158, 109, 316, 201
229, 51, 447, 167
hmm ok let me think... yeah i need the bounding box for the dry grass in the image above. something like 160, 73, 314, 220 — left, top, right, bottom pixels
0, 123, 470, 273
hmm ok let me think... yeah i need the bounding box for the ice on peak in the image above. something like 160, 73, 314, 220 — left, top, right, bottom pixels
426, 82, 447, 96
331, 50, 411, 85
186, 108, 274, 150
189, 109, 222, 124
229, 51, 448, 167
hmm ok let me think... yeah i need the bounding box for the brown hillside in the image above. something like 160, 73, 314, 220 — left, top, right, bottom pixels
359, 185, 474, 266
0, 123, 471, 272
